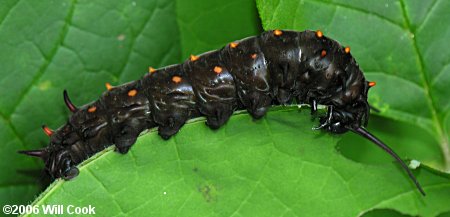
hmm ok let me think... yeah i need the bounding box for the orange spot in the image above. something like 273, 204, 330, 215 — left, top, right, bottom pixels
214, 66, 223, 74
344, 46, 351, 53
172, 76, 182, 84
230, 42, 239, 48
88, 106, 97, 113
42, 125, 53, 137
321, 50, 327, 57
274, 29, 283, 36
190, 55, 199, 62
251, 53, 257, 59
105, 83, 112, 90
368, 81, 376, 87
316, 30, 323, 38
128, 89, 137, 97
149, 67, 156, 73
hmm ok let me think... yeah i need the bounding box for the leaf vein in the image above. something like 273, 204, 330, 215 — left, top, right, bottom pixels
8, 0, 78, 118
115, 3, 159, 81
0, 0, 21, 28
399, 0, 450, 170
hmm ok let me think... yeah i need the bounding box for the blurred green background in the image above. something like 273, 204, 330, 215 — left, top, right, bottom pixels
0, 0, 449, 216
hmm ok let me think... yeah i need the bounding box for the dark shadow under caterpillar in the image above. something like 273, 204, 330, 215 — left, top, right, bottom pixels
19, 30, 425, 196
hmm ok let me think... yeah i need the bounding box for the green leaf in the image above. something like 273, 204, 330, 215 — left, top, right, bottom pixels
256, 0, 450, 172
4, 0, 450, 216
29, 108, 450, 217
0, 0, 259, 208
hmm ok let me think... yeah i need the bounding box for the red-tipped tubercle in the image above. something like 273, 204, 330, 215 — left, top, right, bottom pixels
42, 125, 53, 137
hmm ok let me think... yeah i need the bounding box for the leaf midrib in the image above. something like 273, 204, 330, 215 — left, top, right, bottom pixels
399, 0, 450, 170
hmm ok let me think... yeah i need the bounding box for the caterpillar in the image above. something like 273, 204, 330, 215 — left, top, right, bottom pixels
19, 30, 425, 196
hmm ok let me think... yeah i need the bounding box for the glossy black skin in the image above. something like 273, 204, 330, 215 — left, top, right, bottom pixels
38, 30, 371, 179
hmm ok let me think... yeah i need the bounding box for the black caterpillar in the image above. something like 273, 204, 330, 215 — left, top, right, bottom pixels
19, 30, 425, 195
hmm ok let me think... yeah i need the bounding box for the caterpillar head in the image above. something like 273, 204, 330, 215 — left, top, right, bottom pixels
18, 90, 82, 180
18, 88, 147, 180
18, 126, 80, 180
320, 79, 375, 134
317, 79, 425, 196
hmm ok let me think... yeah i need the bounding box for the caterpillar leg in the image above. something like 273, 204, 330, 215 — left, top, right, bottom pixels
313, 105, 354, 134
243, 91, 271, 119
154, 112, 189, 140
310, 99, 318, 114
114, 125, 140, 153
249, 102, 269, 119
313, 105, 334, 130
201, 102, 234, 129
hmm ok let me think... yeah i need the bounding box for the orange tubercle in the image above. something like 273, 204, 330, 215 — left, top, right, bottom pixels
128, 89, 137, 97
274, 29, 283, 36
368, 81, 376, 87
214, 66, 223, 74
149, 67, 156, 73
190, 55, 199, 62
229, 42, 239, 48
105, 82, 112, 90
88, 106, 97, 113
42, 125, 53, 137
172, 76, 182, 83
251, 53, 257, 59
321, 50, 327, 57
316, 30, 323, 38
344, 46, 351, 53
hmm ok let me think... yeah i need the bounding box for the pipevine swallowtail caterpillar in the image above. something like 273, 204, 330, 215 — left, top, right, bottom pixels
19, 30, 425, 196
